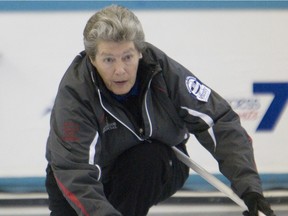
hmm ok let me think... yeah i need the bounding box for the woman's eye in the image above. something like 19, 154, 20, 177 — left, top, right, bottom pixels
104, 57, 114, 63
123, 54, 133, 62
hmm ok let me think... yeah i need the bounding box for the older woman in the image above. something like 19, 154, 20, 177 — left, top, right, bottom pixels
45, 5, 275, 216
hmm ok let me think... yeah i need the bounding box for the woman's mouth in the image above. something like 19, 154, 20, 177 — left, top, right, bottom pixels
114, 80, 127, 85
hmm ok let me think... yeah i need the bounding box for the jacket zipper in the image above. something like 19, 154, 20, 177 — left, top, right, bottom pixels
97, 89, 145, 141
91, 68, 160, 141
144, 78, 153, 137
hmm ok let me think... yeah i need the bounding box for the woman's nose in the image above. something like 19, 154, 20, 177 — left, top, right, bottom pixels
114, 60, 126, 75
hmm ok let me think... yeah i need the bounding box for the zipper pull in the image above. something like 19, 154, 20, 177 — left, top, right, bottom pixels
139, 128, 144, 136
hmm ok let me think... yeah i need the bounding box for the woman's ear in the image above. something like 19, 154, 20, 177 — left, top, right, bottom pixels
139, 53, 143, 59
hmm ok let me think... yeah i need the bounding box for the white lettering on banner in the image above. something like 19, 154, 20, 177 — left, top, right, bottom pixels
185, 76, 211, 102
227, 98, 261, 121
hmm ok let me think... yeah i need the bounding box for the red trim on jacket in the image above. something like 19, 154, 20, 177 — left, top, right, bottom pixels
55, 176, 90, 216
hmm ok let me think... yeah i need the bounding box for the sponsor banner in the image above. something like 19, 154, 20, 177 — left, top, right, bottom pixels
0, 9, 287, 179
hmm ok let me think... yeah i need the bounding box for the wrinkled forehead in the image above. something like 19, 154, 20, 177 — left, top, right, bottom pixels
96, 40, 138, 57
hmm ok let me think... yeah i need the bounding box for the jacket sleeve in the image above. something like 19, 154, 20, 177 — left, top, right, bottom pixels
46, 59, 122, 216
149, 44, 263, 197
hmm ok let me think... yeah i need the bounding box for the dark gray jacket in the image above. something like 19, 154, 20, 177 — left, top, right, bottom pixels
46, 43, 263, 216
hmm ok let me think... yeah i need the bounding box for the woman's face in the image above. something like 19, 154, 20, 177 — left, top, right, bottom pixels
90, 41, 142, 95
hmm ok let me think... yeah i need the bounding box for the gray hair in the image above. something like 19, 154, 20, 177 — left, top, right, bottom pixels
83, 5, 145, 59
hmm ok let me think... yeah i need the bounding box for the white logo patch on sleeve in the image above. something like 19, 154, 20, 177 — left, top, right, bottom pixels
185, 76, 211, 102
